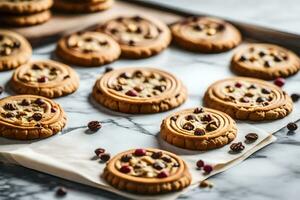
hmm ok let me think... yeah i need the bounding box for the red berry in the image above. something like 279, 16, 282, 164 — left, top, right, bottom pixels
274, 78, 285, 87
56, 187, 67, 196
196, 160, 204, 169
94, 148, 105, 156
235, 82, 242, 88
203, 165, 213, 174
120, 165, 131, 173
157, 171, 169, 178
134, 148, 146, 156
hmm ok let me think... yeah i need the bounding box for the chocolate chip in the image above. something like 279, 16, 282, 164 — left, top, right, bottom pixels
196, 160, 204, 168
194, 128, 205, 136
132, 16, 142, 22
37, 76, 48, 83
206, 122, 218, 131
193, 24, 203, 31
217, 23, 225, 31
114, 84, 123, 91
63, 75, 70, 79
170, 115, 178, 121
273, 55, 282, 62
134, 86, 143, 92
239, 56, 246, 62
201, 114, 212, 122
258, 51, 266, 57
240, 97, 249, 103
128, 40, 135, 46
94, 148, 105, 156
151, 151, 163, 159
34, 98, 44, 106
133, 70, 143, 78
183, 122, 194, 130
161, 156, 172, 163
261, 88, 271, 94
56, 187, 67, 196
135, 27, 142, 34
110, 28, 118, 34
99, 41, 108, 46
248, 84, 256, 89
88, 121, 102, 132
193, 107, 204, 114
173, 163, 180, 167
0, 86, 3, 95
119, 72, 130, 79
121, 154, 132, 162
230, 142, 245, 152
20, 99, 30, 106
125, 90, 138, 97
264, 60, 272, 68
157, 171, 169, 178
99, 153, 110, 162
153, 85, 166, 92
153, 161, 166, 170
245, 133, 258, 142
4, 112, 15, 118
287, 122, 298, 131
291, 94, 300, 102
3, 103, 17, 111
256, 97, 267, 103
185, 115, 196, 121
105, 66, 113, 73
32, 113, 42, 121
32, 64, 42, 70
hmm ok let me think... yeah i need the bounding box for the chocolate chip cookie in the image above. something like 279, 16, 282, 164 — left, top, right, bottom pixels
102, 148, 191, 194
204, 77, 293, 121
92, 67, 187, 113
10, 60, 79, 98
0, 0, 53, 14
231, 43, 300, 80
0, 10, 51, 26
53, 0, 113, 13
99, 15, 171, 58
0, 95, 66, 140
0, 30, 32, 71
161, 107, 237, 150
171, 17, 242, 53
56, 31, 120, 67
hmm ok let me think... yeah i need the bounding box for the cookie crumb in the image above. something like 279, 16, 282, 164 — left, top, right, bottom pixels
199, 180, 214, 188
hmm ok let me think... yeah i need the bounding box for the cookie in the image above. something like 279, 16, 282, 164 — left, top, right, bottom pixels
204, 77, 293, 121
0, 95, 66, 140
0, 10, 51, 26
0, 29, 32, 71
92, 67, 187, 114
56, 31, 120, 67
99, 15, 171, 58
171, 17, 242, 53
10, 60, 80, 98
53, 0, 113, 13
0, 0, 53, 14
160, 107, 237, 151
102, 148, 191, 194
231, 43, 300, 80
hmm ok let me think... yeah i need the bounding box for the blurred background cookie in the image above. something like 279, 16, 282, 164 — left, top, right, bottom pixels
53, 0, 114, 13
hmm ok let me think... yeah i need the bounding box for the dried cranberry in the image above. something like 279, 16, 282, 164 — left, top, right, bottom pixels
56, 187, 67, 196
88, 121, 102, 132
94, 148, 105, 156
274, 78, 285, 87
99, 153, 110, 162
196, 160, 204, 169
134, 149, 146, 156
287, 123, 298, 131
235, 82, 242, 88
120, 165, 131, 173
157, 171, 169, 178
203, 165, 213, 174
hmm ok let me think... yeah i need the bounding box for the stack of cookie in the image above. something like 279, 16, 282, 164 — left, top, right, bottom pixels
53, 0, 114, 13
0, 0, 53, 26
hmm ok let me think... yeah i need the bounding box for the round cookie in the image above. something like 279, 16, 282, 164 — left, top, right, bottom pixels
92, 67, 187, 114
0, 95, 66, 140
10, 60, 79, 98
231, 43, 300, 80
53, 0, 113, 13
99, 15, 171, 58
0, 10, 51, 26
0, 29, 32, 71
102, 148, 191, 194
204, 77, 293, 121
171, 16, 242, 53
0, 0, 53, 14
56, 31, 120, 67
160, 107, 237, 151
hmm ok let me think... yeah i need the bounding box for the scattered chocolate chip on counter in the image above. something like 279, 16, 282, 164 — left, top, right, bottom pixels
94, 148, 105, 156
99, 153, 111, 162
287, 122, 298, 131
88, 121, 102, 132
245, 133, 258, 142
56, 186, 67, 196
291, 93, 300, 102
230, 142, 245, 153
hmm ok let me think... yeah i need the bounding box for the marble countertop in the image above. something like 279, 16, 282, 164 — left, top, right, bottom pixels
1, 1, 300, 200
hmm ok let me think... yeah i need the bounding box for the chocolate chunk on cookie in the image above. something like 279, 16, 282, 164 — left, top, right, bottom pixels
171, 17, 241, 53
231, 43, 300, 80
161, 107, 237, 150
102, 148, 191, 194
99, 15, 171, 58
0, 95, 66, 140
92, 67, 187, 113
204, 77, 293, 121
10, 60, 79, 98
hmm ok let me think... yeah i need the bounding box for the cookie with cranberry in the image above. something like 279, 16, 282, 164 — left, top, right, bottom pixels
102, 148, 191, 194
99, 15, 171, 58
0, 95, 66, 140
53, 0, 113, 13
92, 67, 187, 113
10, 60, 79, 98
204, 77, 293, 121
161, 107, 237, 150
171, 17, 241, 53
0, 0, 53, 14
0, 30, 32, 71
56, 31, 120, 67
231, 43, 300, 80
0, 10, 51, 26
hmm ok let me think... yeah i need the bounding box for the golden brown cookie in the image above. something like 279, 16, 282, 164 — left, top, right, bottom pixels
0, 29, 32, 71
171, 16, 242, 53
102, 148, 191, 194
10, 60, 79, 98
92, 67, 187, 114
204, 77, 293, 121
56, 31, 120, 67
99, 15, 171, 58
53, 0, 113, 13
231, 43, 300, 80
0, 0, 53, 14
160, 107, 237, 151
0, 95, 66, 140
0, 10, 51, 26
